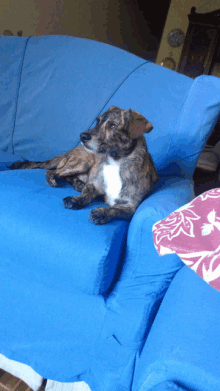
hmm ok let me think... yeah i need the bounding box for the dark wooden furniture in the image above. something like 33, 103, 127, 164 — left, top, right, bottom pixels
178, 7, 220, 146
177, 7, 220, 192
178, 7, 220, 78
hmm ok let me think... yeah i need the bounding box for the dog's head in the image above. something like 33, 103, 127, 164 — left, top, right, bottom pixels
80, 106, 153, 159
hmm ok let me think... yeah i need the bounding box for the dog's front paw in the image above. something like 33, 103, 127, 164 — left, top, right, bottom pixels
89, 207, 111, 225
63, 196, 84, 210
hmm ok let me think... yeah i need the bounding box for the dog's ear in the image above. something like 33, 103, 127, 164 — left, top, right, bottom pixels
108, 106, 119, 112
128, 110, 153, 138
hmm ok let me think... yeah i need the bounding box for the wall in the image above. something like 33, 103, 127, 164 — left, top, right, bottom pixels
0, 0, 158, 60
156, 0, 220, 69
0, 0, 120, 39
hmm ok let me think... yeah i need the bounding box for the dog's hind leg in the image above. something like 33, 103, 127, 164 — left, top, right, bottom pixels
10, 155, 65, 170
65, 175, 88, 192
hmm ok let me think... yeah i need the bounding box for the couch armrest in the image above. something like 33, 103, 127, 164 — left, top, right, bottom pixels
123, 177, 194, 279
89, 178, 194, 391
107, 177, 193, 329
133, 266, 220, 391
0, 152, 27, 171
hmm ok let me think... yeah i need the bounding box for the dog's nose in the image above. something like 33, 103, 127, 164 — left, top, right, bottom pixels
80, 132, 91, 143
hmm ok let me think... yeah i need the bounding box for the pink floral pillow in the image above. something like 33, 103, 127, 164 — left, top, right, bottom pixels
153, 188, 220, 291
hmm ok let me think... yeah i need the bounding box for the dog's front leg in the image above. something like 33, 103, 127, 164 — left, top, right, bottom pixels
63, 184, 99, 210
89, 203, 136, 225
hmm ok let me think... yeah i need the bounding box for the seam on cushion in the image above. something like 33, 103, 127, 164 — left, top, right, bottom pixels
165, 79, 197, 160
76, 60, 150, 146
129, 208, 167, 280
128, 181, 192, 281
180, 151, 200, 162
168, 77, 205, 159
118, 203, 170, 284
126, 207, 158, 281
129, 218, 145, 280
11, 36, 32, 154
90, 61, 150, 126
171, 76, 220, 165
116, 350, 136, 391
87, 304, 108, 378
83, 63, 193, 166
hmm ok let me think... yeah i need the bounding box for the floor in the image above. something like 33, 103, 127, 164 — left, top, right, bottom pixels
0, 368, 34, 391
0, 369, 91, 391
0, 355, 91, 391
0, 370, 92, 391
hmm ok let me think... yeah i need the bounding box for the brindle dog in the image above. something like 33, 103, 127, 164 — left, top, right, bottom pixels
11, 106, 159, 224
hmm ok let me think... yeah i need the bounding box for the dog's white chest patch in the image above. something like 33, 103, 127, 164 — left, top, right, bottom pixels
103, 158, 122, 206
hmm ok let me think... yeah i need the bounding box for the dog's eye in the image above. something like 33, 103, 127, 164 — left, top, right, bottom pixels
109, 122, 117, 129
96, 117, 101, 125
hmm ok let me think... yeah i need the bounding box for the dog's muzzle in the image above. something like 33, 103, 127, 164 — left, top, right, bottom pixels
80, 132, 91, 143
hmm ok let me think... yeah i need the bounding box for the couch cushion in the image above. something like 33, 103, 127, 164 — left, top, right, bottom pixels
133, 266, 220, 391
0, 169, 128, 295
1, 36, 146, 161
0, 267, 106, 381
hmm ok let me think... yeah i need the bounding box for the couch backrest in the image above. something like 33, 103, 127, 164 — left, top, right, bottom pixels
1, 36, 220, 178
0, 37, 26, 153
98, 64, 220, 178
0, 36, 145, 159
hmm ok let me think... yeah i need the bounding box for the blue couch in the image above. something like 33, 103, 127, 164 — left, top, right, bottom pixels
1, 36, 220, 391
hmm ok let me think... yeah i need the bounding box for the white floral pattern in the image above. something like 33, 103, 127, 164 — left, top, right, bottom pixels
153, 188, 220, 291
200, 188, 220, 201
153, 205, 200, 245
201, 210, 220, 236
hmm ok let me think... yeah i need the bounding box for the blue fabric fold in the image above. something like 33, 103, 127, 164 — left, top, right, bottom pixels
0, 152, 27, 170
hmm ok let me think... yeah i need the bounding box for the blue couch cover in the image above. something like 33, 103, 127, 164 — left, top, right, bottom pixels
133, 266, 220, 391
1, 36, 220, 391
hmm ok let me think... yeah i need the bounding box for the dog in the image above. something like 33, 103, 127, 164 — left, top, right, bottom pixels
11, 106, 159, 224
